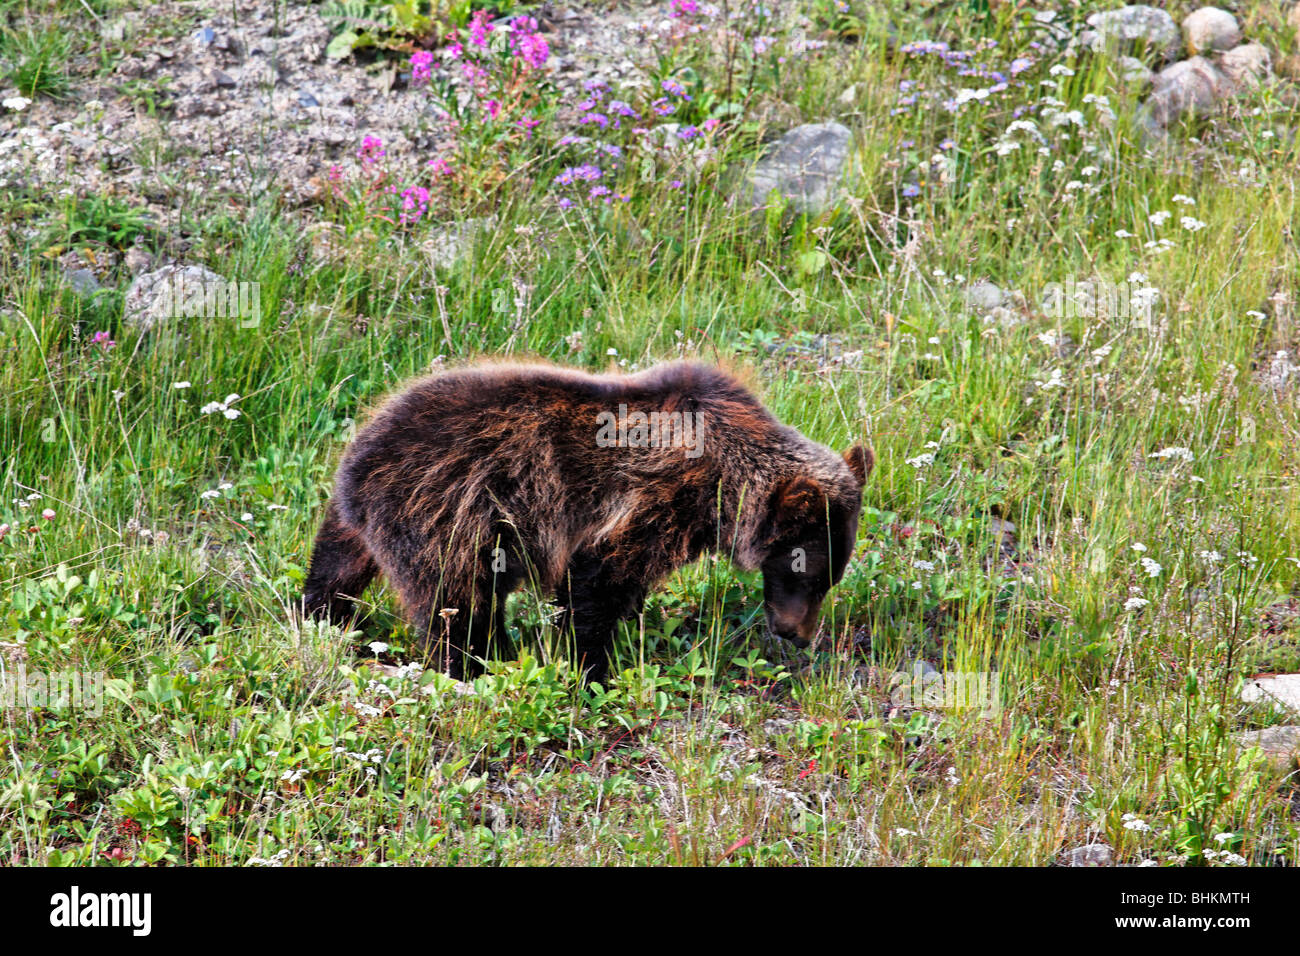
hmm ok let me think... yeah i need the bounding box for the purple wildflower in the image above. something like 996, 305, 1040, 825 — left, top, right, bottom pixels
468, 10, 493, 47
516, 32, 549, 69
661, 78, 692, 99
410, 50, 434, 86
554, 164, 602, 186
358, 135, 385, 164
399, 185, 430, 224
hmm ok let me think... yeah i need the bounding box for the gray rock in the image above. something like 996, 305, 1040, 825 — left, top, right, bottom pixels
1080, 5, 1181, 64
1234, 725, 1300, 771
124, 245, 153, 275
965, 280, 1005, 311
1182, 7, 1241, 55
1116, 55, 1154, 88
297, 89, 320, 108
124, 263, 225, 333
207, 69, 237, 90
421, 217, 496, 271
741, 122, 854, 216
898, 659, 940, 679
1256, 350, 1300, 394
174, 95, 221, 119
1063, 843, 1113, 867
1218, 42, 1273, 90
761, 717, 797, 736
64, 268, 101, 295
1140, 55, 1233, 130
194, 27, 216, 48
1241, 674, 1300, 714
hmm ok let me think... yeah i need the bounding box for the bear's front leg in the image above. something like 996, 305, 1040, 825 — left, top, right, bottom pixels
555, 549, 650, 685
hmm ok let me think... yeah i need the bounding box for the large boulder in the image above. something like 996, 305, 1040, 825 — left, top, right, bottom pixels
1181, 7, 1241, 55
1139, 55, 1234, 130
1218, 42, 1273, 90
1080, 5, 1181, 65
1242, 674, 1300, 714
1235, 726, 1300, 771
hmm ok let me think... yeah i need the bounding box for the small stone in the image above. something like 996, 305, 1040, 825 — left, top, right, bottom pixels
194, 27, 216, 48
988, 305, 1022, 327
175, 95, 220, 119
124, 246, 153, 275
298, 89, 320, 108
990, 517, 1016, 537
207, 69, 237, 90
421, 217, 496, 271
1182, 7, 1241, 55
1116, 55, 1153, 88
64, 268, 100, 295
124, 263, 225, 333
761, 718, 797, 736
1063, 844, 1113, 867
898, 659, 940, 679
101, 17, 128, 43
965, 280, 1005, 311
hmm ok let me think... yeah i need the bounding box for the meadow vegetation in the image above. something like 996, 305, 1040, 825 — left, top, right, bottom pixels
2, 0, 1299, 865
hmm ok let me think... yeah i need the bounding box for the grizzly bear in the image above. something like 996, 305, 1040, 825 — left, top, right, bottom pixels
303, 360, 871, 683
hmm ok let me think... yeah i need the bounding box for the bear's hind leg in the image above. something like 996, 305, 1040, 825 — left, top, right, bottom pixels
413, 592, 489, 681
419, 565, 522, 680
303, 501, 378, 627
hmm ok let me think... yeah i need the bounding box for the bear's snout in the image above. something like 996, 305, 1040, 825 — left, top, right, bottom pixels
764, 605, 820, 648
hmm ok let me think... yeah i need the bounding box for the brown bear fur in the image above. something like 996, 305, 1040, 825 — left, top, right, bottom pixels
303, 359, 871, 682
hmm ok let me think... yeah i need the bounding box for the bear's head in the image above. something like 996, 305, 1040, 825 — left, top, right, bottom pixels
758, 444, 871, 647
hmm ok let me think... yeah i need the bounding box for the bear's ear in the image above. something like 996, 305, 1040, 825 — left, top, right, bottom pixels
761, 475, 826, 543
843, 444, 873, 488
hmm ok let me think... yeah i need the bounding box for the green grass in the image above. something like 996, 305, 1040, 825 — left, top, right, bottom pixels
0, 22, 70, 99
1, 0, 1299, 866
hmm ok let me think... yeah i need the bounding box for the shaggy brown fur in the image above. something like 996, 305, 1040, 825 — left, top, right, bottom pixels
303, 360, 871, 682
